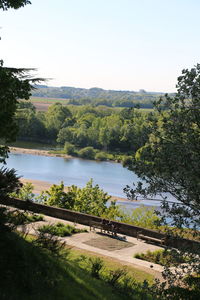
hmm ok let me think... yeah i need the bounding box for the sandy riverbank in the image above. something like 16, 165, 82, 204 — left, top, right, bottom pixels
20, 178, 133, 203
10, 147, 71, 159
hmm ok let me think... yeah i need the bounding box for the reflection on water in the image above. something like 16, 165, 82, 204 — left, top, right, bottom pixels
5, 153, 138, 199
4, 153, 177, 211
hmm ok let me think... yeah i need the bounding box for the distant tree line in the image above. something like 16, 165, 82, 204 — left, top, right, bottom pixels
32, 85, 168, 108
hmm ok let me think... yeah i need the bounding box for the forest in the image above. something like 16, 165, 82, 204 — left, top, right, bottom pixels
32, 85, 168, 108
15, 102, 157, 160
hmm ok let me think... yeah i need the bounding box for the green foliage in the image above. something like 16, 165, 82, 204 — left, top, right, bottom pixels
17, 100, 36, 111
125, 65, 200, 299
15, 101, 155, 157
6, 210, 43, 226
39, 179, 115, 217
32, 85, 164, 108
38, 222, 87, 237
0, 62, 39, 162
88, 257, 104, 279
33, 227, 66, 258
0, 0, 31, 10
134, 249, 189, 267
64, 141, 76, 155
106, 268, 127, 287
95, 151, 108, 161
0, 167, 21, 197
125, 65, 200, 227
0, 207, 151, 300
120, 205, 160, 229
10, 182, 35, 201
78, 146, 96, 159
39, 181, 75, 209
45, 102, 72, 139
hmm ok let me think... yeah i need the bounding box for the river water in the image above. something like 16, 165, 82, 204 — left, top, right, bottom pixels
5, 153, 161, 209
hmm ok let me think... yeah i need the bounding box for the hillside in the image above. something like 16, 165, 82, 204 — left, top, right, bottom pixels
32, 85, 168, 108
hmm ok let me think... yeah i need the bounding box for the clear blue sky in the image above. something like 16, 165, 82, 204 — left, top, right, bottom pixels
1, 0, 200, 92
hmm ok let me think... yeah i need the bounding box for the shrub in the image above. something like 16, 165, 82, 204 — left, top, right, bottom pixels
89, 257, 104, 279
134, 249, 189, 266
38, 223, 87, 237
95, 151, 108, 161
78, 146, 96, 159
119, 205, 160, 230
106, 268, 127, 287
7, 210, 44, 226
38, 179, 113, 217
64, 142, 76, 155
10, 182, 35, 201
33, 227, 66, 257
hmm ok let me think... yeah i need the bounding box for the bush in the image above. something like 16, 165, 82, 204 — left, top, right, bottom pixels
134, 249, 189, 266
9, 182, 35, 201
38, 222, 87, 237
106, 268, 127, 287
120, 205, 160, 229
89, 257, 104, 279
33, 227, 66, 257
95, 151, 108, 161
7, 210, 43, 226
78, 146, 96, 159
64, 142, 76, 155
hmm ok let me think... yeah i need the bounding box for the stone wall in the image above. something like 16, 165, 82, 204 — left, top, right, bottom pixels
1, 197, 199, 252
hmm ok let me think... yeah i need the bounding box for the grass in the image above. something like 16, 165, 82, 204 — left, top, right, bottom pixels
0, 226, 154, 300
134, 249, 189, 267
68, 248, 154, 284
1, 229, 133, 300
38, 222, 87, 237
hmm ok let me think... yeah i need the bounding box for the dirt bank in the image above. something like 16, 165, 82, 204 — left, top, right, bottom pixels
10, 147, 71, 159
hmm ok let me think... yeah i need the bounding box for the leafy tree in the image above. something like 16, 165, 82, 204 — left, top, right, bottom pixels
17, 101, 36, 111
0, 0, 40, 199
120, 205, 160, 230
45, 103, 71, 139
39, 180, 113, 217
39, 182, 76, 210
0, 62, 40, 162
125, 65, 200, 228
57, 127, 75, 144
10, 182, 34, 201
16, 108, 46, 140
0, 0, 31, 10
124, 65, 200, 298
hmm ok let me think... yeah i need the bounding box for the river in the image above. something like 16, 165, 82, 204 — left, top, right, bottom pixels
4, 152, 161, 209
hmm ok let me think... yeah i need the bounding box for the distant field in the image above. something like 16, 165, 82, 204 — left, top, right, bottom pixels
30, 97, 69, 103
27, 97, 154, 112
27, 97, 68, 111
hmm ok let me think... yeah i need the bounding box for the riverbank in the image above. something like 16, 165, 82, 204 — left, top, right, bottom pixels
10, 147, 71, 159
9, 145, 124, 163
20, 178, 134, 203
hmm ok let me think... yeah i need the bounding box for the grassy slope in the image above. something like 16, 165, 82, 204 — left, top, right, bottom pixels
68, 248, 154, 284
0, 229, 137, 300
